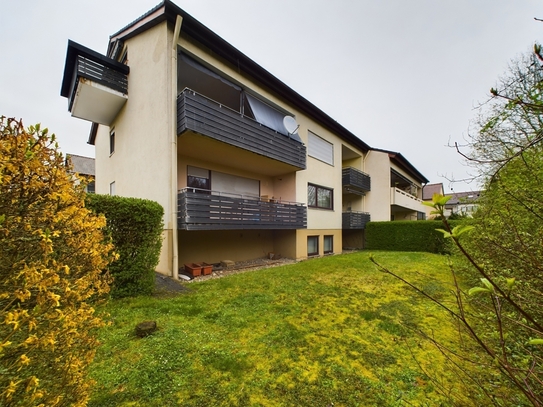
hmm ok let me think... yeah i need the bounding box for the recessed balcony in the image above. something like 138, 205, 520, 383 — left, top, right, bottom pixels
342, 211, 371, 229
342, 167, 371, 195
178, 188, 307, 231
177, 89, 306, 170
60, 40, 129, 126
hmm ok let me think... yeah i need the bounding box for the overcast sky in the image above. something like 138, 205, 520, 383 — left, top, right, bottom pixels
1, 1, 541, 192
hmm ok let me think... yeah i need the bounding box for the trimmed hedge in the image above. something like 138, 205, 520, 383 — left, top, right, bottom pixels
365, 220, 461, 254
87, 194, 164, 298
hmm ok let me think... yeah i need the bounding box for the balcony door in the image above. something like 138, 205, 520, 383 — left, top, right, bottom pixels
187, 166, 259, 198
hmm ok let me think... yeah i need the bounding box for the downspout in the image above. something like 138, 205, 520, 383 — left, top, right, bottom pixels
170, 15, 183, 279
362, 149, 371, 213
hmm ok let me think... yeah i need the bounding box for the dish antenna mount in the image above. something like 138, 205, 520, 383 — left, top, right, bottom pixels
283, 116, 299, 136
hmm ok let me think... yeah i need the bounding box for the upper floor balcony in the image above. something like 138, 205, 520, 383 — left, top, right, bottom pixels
390, 187, 425, 212
178, 188, 307, 231
342, 167, 371, 195
342, 211, 371, 230
177, 89, 306, 171
60, 40, 129, 126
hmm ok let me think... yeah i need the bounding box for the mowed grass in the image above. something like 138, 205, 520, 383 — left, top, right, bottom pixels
88, 251, 470, 406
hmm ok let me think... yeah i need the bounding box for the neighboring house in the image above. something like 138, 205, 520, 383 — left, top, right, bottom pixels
444, 191, 481, 217
60, 0, 429, 277
66, 154, 95, 193
422, 182, 444, 219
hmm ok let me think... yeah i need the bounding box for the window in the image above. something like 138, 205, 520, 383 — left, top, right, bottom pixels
417, 211, 426, 220
187, 166, 210, 192
308, 131, 333, 165
109, 181, 115, 196
308, 184, 333, 209
86, 180, 95, 194
307, 236, 319, 256
109, 130, 115, 155
324, 235, 333, 254
187, 167, 261, 197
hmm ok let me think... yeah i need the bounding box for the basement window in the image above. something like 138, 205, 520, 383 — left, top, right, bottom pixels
307, 236, 319, 256
324, 235, 333, 254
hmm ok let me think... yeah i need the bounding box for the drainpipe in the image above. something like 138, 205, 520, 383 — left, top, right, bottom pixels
170, 15, 183, 279
362, 149, 371, 213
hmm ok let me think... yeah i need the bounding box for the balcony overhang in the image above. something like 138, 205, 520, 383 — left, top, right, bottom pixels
60, 40, 129, 126
390, 187, 426, 212
177, 89, 306, 171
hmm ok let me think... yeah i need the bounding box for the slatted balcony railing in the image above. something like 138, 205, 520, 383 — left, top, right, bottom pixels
61, 41, 129, 126
342, 167, 371, 195
342, 211, 371, 230
178, 188, 307, 231
177, 89, 306, 170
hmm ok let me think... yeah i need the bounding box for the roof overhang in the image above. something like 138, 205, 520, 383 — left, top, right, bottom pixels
372, 148, 429, 184
104, 0, 371, 153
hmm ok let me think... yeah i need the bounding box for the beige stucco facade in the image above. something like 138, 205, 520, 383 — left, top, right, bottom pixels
64, 2, 430, 277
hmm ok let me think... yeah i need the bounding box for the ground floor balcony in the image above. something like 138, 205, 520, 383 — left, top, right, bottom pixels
178, 188, 307, 231
342, 211, 371, 230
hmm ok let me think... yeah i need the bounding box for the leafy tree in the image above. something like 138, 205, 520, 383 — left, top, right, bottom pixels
0, 117, 114, 406
458, 46, 543, 181
372, 46, 543, 406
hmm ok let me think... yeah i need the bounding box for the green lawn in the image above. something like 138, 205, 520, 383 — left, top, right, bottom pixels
88, 251, 475, 406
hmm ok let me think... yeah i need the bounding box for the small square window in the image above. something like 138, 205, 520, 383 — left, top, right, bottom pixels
307, 236, 319, 256
324, 235, 333, 254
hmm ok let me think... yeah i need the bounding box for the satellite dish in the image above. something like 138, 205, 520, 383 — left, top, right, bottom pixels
283, 116, 299, 134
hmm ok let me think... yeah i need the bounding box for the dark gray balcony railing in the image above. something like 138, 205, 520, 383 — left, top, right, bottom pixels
342, 167, 371, 195
177, 89, 306, 170
69, 55, 128, 111
342, 211, 371, 230
178, 188, 307, 231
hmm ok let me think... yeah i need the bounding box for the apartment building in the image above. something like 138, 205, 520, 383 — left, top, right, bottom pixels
60, 0, 429, 277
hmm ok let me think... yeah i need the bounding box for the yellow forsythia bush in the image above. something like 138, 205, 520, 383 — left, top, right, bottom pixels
0, 117, 114, 406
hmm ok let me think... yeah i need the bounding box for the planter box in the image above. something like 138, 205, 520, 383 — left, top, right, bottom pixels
184, 263, 202, 277
200, 262, 213, 275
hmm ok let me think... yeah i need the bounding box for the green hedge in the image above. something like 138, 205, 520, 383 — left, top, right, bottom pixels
87, 195, 164, 298
365, 220, 461, 254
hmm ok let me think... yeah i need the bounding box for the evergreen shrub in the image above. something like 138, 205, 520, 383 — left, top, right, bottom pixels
366, 220, 461, 253
86, 194, 164, 298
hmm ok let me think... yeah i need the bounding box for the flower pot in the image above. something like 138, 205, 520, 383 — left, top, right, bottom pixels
184, 263, 202, 277
200, 262, 213, 275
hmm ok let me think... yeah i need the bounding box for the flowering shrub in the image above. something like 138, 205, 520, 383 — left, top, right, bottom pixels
0, 117, 114, 406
